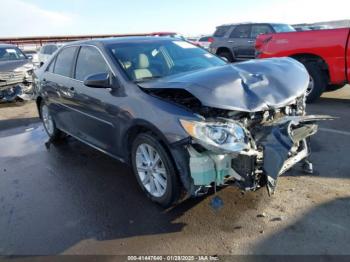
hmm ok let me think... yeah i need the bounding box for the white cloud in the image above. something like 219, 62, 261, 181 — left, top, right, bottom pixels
0, 0, 75, 37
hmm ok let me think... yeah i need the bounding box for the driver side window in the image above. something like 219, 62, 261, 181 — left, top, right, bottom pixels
230, 25, 251, 38
74, 46, 109, 81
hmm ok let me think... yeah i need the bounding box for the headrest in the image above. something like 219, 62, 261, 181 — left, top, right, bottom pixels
138, 53, 149, 69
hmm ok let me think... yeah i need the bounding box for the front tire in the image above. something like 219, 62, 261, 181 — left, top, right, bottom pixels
40, 101, 63, 142
131, 133, 181, 207
218, 51, 234, 63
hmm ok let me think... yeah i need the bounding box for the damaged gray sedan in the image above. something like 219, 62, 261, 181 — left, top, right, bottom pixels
0, 44, 34, 102
34, 37, 331, 207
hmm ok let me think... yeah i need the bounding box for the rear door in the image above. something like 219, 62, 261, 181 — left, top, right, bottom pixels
44, 46, 79, 134
228, 24, 253, 59
70, 45, 116, 153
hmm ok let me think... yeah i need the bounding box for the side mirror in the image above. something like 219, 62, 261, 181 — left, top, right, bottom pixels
40, 62, 44, 67
84, 73, 111, 88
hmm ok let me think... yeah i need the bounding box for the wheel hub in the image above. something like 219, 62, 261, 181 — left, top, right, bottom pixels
135, 143, 167, 198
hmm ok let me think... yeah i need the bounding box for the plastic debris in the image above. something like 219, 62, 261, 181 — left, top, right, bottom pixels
210, 196, 224, 211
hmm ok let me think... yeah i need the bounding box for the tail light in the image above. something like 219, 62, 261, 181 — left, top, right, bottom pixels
208, 37, 214, 43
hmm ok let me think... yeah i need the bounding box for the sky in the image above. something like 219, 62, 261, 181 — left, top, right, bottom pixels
0, 0, 349, 37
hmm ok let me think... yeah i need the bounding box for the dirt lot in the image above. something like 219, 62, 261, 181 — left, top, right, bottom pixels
0, 87, 349, 255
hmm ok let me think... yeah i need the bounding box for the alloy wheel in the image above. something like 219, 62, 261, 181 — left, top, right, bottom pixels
41, 105, 54, 136
306, 76, 314, 96
135, 143, 168, 198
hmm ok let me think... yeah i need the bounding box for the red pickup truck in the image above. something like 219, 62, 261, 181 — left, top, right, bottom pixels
256, 28, 350, 102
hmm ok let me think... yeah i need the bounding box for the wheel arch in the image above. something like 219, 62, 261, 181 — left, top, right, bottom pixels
289, 53, 330, 84
124, 120, 177, 164
216, 47, 234, 56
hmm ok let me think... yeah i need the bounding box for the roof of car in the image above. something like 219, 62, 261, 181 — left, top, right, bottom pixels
64, 36, 181, 46
216, 22, 288, 27
0, 43, 17, 48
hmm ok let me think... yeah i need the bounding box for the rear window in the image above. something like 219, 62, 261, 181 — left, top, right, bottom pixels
272, 24, 295, 33
213, 26, 231, 37
230, 25, 251, 38
53, 47, 78, 77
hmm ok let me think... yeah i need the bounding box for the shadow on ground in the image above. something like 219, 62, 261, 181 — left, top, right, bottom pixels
0, 117, 40, 130
252, 197, 350, 255
0, 124, 269, 255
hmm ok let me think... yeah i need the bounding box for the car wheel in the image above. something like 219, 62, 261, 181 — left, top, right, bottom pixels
131, 133, 181, 207
218, 51, 234, 63
40, 101, 63, 141
303, 61, 326, 103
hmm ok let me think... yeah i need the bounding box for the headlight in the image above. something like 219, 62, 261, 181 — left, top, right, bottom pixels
180, 119, 249, 153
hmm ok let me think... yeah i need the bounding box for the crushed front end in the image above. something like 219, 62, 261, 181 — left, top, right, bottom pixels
0, 68, 34, 102
177, 96, 332, 196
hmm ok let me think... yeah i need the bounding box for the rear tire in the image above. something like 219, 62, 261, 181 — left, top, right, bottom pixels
40, 101, 64, 142
131, 133, 181, 207
218, 51, 234, 63
303, 61, 327, 103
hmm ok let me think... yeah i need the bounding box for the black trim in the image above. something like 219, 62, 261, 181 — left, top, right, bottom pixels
345, 29, 350, 83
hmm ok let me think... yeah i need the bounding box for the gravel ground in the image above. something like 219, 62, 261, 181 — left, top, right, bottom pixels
0, 87, 349, 255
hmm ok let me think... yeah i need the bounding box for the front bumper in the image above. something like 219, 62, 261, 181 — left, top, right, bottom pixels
0, 82, 33, 102
184, 115, 327, 196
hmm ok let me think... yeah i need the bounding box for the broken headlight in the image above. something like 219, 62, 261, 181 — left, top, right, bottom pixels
180, 119, 249, 153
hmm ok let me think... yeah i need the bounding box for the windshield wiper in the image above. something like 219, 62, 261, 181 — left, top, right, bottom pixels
134, 76, 162, 83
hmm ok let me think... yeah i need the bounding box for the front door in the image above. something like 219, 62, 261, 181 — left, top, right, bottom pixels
249, 24, 274, 58
228, 24, 253, 60
70, 46, 116, 153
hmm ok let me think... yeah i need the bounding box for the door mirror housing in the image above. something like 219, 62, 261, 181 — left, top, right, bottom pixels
84, 73, 111, 88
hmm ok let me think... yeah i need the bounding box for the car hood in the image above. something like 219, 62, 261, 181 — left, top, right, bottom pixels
139, 58, 309, 112
0, 60, 32, 72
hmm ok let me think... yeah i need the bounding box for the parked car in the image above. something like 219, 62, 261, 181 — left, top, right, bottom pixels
34, 37, 329, 207
193, 36, 214, 50
256, 28, 350, 102
23, 49, 40, 67
0, 44, 34, 102
38, 44, 62, 66
293, 25, 332, 31
209, 23, 295, 61
148, 32, 186, 40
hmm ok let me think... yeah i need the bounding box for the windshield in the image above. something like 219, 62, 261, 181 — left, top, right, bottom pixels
0, 47, 26, 61
108, 40, 226, 82
272, 24, 296, 33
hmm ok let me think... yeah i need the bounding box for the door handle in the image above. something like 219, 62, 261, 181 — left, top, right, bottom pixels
247, 40, 255, 43
228, 40, 235, 43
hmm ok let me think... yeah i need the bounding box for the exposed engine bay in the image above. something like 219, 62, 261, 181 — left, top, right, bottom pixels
154, 90, 329, 194
139, 58, 333, 196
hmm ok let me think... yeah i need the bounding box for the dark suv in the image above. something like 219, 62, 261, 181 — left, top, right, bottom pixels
34, 37, 326, 207
209, 23, 295, 62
